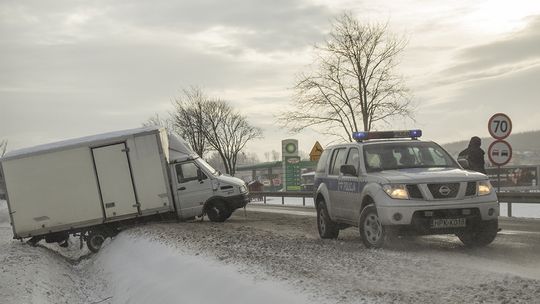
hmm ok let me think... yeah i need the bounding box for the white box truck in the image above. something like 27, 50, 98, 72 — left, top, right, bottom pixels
0, 127, 249, 252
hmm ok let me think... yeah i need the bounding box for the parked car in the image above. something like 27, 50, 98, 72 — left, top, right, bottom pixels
314, 130, 498, 248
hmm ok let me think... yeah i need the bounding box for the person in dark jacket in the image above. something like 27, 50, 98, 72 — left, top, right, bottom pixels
458, 136, 486, 173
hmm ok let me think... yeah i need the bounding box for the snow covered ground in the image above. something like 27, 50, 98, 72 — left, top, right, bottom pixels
93, 235, 311, 304
0, 200, 313, 304
252, 196, 540, 218
2, 198, 540, 304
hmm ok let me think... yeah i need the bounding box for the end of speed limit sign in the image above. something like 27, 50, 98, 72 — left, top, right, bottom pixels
488, 113, 512, 139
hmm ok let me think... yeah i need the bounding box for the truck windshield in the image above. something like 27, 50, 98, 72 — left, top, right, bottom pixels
363, 142, 458, 172
197, 158, 220, 177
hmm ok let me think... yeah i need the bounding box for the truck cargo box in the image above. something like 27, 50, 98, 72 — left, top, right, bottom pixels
0, 127, 174, 238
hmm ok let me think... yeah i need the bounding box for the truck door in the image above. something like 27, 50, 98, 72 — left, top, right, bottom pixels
92, 143, 139, 219
172, 161, 212, 219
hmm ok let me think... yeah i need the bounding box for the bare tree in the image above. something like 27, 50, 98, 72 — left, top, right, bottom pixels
205, 151, 227, 173
0, 140, 7, 157
204, 99, 262, 176
144, 87, 261, 172
271, 150, 280, 161
280, 12, 413, 142
237, 151, 260, 166
143, 113, 175, 131
171, 87, 209, 158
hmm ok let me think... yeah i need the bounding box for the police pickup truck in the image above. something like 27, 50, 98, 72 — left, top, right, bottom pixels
314, 130, 499, 248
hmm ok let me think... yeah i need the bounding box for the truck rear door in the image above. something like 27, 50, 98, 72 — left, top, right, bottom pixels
92, 143, 139, 219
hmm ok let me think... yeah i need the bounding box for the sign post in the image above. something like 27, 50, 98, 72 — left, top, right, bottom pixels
488, 113, 512, 216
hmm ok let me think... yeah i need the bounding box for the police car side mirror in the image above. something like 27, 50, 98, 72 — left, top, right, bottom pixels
340, 164, 357, 177
457, 158, 470, 169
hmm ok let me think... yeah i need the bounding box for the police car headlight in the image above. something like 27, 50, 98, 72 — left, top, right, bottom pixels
239, 184, 248, 193
477, 181, 492, 196
383, 184, 409, 200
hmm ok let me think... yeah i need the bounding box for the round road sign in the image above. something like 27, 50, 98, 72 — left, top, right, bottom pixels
488, 113, 512, 139
488, 140, 512, 166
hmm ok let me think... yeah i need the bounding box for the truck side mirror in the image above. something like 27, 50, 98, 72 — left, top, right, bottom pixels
457, 158, 470, 169
340, 164, 357, 177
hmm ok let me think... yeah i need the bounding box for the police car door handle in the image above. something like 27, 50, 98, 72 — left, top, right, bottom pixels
178, 186, 186, 191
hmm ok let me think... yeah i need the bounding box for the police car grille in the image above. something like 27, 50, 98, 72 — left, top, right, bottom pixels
406, 184, 424, 199
427, 183, 459, 199
465, 182, 476, 196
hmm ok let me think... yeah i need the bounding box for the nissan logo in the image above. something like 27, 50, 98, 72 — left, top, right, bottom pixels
439, 185, 451, 196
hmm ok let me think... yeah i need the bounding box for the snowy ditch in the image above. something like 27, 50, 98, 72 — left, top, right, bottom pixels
89, 235, 311, 304
0, 200, 312, 304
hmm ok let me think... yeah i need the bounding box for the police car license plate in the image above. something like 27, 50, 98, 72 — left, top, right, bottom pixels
431, 218, 466, 228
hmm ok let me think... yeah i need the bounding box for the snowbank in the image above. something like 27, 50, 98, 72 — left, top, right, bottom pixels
94, 234, 312, 304
1, 200, 313, 304
0, 199, 107, 304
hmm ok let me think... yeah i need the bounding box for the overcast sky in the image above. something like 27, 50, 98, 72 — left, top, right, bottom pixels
1, 0, 539, 160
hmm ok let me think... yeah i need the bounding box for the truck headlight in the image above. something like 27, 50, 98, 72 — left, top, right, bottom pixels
477, 181, 492, 196
383, 184, 409, 200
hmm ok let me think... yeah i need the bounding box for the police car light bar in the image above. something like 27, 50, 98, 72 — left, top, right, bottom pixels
352, 130, 422, 141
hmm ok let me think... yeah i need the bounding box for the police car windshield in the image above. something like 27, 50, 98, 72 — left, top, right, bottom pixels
363, 142, 458, 172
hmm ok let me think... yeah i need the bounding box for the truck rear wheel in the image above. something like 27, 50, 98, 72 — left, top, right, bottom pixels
206, 201, 230, 222
457, 220, 498, 247
359, 205, 386, 248
316, 200, 339, 239
87, 230, 107, 253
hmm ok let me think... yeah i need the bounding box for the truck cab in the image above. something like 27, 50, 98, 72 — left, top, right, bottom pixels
314, 130, 499, 248
167, 135, 249, 222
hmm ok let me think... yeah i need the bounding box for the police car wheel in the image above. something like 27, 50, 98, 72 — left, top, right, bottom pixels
317, 201, 339, 239
359, 205, 386, 248
457, 220, 498, 247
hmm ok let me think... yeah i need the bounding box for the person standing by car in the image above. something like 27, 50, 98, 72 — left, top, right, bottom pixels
458, 136, 487, 174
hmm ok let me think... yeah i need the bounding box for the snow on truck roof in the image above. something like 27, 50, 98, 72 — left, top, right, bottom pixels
1, 126, 164, 161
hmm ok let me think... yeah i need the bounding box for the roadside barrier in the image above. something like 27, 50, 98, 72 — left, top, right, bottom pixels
249, 191, 540, 217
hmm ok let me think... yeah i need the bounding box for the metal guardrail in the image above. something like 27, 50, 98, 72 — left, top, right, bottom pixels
497, 192, 540, 217
249, 191, 313, 206
249, 191, 540, 217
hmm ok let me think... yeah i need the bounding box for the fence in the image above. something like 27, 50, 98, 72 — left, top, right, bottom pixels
249, 191, 540, 217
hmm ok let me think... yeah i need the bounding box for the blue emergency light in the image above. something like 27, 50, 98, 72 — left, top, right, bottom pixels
352, 129, 422, 142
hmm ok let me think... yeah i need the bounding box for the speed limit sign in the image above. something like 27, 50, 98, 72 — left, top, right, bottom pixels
488, 113, 512, 139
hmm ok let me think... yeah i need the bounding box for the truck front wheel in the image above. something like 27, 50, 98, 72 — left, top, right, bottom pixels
206, 201, 230, 222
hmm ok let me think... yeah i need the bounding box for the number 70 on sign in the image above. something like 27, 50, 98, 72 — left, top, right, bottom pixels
488, 113, 512, 139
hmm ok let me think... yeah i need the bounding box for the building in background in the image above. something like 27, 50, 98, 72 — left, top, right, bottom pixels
236, 160, 317, 191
